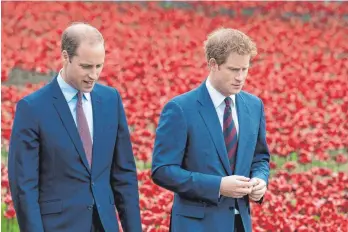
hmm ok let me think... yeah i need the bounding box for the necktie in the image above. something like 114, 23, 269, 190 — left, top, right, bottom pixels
76, 91, 92, 167
223, 97, 238, 173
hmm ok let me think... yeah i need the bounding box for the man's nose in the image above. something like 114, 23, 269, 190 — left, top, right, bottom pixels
88, 69, 98, 80
235, 71, 244, 81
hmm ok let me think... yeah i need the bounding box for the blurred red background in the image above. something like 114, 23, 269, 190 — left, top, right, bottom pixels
1, 2, 347, 231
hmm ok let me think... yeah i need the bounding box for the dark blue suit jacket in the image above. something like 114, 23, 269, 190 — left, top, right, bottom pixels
8, 77, 142, 232
152, 82, 270, 232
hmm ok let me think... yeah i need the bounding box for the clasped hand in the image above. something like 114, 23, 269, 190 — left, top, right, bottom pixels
220, 176, 266, 201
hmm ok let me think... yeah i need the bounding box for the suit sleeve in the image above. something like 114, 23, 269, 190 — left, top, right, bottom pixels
151, 101, 222, 205
110, 90, 142, 232
250, 99, 271, 203
8, 99, 44, 232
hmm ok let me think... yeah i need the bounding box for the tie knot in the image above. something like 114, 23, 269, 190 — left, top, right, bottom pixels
77, 91, 84, 104
78, 91, 83, 99
224, 97, 232, 107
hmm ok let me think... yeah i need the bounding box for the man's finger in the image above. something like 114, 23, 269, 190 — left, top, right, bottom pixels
250, 196, 260, 201
236, 180, 254, 188
250, 192, 263, 200
234, 189, 249, 195
252, 182, 266, 191
249, 178, 259, 186
249, 194, 259, 201
250, 192, 263, 199
234, 175, 251, 182
229, 192, 245, 198
235, 187, 253, 194
252, 186, 266, 195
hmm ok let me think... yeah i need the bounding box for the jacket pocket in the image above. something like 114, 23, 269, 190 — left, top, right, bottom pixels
175, 204, 205, 219
40, 199, 63, 215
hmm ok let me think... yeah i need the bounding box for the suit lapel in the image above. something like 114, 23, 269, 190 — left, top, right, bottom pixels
90, 89, 103, 176
197, 82, 232, 176
50, 77, 91, 174
234, 93, 252, 175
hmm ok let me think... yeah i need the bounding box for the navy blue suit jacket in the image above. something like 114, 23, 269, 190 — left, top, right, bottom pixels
8, 77, 142, 232
152, 82, 270, 232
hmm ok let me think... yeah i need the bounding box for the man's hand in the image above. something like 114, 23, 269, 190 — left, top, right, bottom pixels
220, 175, 253, 198
249, 177, 267, 201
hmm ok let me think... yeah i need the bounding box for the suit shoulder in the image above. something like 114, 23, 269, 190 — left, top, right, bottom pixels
167, 87, 199, 107
94, 82, 117, 93
240, 90, 262, 104
20, 83, 52, 107
93, 83, 121, 99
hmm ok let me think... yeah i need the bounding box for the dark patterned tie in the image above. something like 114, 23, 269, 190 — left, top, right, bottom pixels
223, 97, 238, 173
76, 91, 92, 167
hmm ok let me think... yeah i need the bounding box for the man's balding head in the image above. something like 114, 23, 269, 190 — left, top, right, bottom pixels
61, 22, 104, 61
60, 22, 105, 93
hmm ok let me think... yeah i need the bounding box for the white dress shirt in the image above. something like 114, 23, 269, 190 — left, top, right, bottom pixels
206, 77, 240, 214
57, 71, 94, 142
205, 78, 239, 135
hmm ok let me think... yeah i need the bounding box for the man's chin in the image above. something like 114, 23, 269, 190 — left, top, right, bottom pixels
81, 85, 94, 93
229, 89, 242, 95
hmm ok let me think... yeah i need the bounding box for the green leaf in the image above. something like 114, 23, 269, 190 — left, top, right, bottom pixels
290, 152, 298, 162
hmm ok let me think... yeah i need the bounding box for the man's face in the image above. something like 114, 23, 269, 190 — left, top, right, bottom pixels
63, 41, 105, 93
210, 52, 250, 96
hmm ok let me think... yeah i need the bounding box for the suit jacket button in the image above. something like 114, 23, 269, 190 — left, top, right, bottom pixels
87, 205, 93, 210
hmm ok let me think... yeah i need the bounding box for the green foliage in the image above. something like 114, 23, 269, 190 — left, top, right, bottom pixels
1, 204, 20, 232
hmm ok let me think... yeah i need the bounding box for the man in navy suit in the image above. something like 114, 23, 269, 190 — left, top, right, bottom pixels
152, 28, 270, 232
8, 22, 142, 232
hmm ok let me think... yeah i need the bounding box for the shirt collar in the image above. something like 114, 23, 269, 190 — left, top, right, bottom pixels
206, 77, 236, 109
57, 69, 91, 103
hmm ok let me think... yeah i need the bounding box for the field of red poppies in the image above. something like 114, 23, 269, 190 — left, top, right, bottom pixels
1, 2, 348, 232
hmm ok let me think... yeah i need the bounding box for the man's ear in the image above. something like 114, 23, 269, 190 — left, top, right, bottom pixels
208, 58, 218, 71
61, 50, 70, 64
